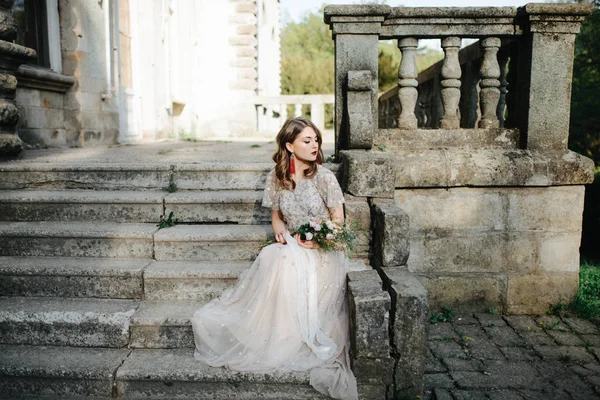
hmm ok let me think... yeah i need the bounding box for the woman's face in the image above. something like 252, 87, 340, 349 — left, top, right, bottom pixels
286, 126, 320, 163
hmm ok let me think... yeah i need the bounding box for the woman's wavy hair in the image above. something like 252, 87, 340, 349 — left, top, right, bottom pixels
273, 117, 324, 191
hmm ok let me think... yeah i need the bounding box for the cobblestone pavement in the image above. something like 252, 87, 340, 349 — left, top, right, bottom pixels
424, 313, 600, 399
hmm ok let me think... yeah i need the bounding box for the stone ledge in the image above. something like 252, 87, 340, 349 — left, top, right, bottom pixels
16, 65, 75, 93
374, 128, 519, 150
392, 149, 594, 188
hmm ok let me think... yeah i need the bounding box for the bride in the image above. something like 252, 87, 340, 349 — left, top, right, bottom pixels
190, 117, 358, 400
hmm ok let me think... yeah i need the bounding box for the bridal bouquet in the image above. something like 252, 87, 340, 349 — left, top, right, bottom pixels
293, 219, 356, 254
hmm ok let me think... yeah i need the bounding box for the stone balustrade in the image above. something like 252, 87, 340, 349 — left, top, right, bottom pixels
325, 3, 595, 154
251, 94, 334, 132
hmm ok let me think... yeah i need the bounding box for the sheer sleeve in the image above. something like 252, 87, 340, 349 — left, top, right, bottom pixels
261, 169, 280, 210
318, 166, 345, 208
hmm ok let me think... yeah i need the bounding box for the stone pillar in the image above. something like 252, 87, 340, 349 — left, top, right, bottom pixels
439, 37, 462, 129
0, 0, 35, 158
324, 5, 390, 155
396, 38, 418, 130
523, 3, 594, 152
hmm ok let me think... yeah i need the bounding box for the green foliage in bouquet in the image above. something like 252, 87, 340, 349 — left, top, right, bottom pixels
293, 220, 356, 254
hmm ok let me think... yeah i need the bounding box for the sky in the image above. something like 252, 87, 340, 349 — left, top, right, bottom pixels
280, 0, 548, 25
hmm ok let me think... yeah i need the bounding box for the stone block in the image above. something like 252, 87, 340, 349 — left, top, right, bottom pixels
344, 195, 370, 231
0, 190, 165, 222
235, 2, 257, 13
0, 257, 146, 299
0, 345, 129, 399
419, 275, 506, 313
371, 201, 409, 268
165, 190, 269, 224
407, 231, 537, 274
235, 24, 257, 35
380, 268, 428, 398
506, 186, 585, 232
347, 269, 391, 359
154, 224, 270, 261
143, 261, 245, 301
173, 163, 271, 191
115, 349, 322, 399
15, 88, 41, 107
0, 297, 138, 347
18, 106, 64, 129
393, 150, 450, 187
229, 14, 257, 25
235, 45, 257, 57
352, 357, 394, 386
0, 221, 156, 258
339, 150, 395, 197
395, 188, 505, 231
229, 57, 256, 68
506, 273, 579, 315
130, 301, 199, 348
547, 151, 595, 185
538, 232, 581, 273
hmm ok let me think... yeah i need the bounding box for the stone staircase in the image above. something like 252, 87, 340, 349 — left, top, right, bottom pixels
0, 161, 367, 399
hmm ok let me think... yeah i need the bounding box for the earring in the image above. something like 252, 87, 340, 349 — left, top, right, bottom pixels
289, 153, 295, 174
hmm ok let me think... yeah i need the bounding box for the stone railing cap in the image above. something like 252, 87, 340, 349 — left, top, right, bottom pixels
523, 2, 595, 16
388, 6, 518, 18
324, 4, 391, 24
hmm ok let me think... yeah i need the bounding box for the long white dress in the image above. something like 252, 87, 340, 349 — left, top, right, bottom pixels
191, 165, 358, 400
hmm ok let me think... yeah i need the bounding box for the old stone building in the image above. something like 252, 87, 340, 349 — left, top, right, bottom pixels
9, 0, 280, 149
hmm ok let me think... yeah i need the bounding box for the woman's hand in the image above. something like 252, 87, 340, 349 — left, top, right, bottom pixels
275, 230, 289, 244
295, 233, 317, 249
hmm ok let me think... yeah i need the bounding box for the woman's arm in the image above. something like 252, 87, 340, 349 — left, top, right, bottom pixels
329, 205, 344, 224
271, 210, 288, 244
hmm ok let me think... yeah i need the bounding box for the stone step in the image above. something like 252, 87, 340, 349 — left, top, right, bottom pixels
0, 346, 326, 399
0, 296, 139, 347
0, 190, 165, 222
0, 257, 148, 298
144, 260, 247, 301
0, 221, 156, 258
0, 162, 340, 191
130, 300, 201, 349
154, 224, 272, 261
115, 348, 327, 399
0, 162, 273, 191
165, 190, 270, 224
0, 162, 173, 190
0, 344, 130, 399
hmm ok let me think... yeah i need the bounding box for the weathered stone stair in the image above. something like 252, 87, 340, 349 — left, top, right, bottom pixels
0, 162, 354, 399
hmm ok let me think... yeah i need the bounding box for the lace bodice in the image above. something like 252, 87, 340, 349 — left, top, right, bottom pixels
262, 165, 345, 231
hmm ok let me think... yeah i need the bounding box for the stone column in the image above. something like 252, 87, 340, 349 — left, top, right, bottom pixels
478, 37, 501, 129
440, 37, 461, 129
0, 0, 35, 158
523, 3, 594, 152
324, 5, 390, 155
497, 50, 509, 128
396, 38, 418, 130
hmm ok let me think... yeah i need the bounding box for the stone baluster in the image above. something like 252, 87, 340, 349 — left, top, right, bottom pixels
440, 37, 461, 129
478, 38, 501, 129
496, 51, 509, 128
504, 46, 518, 129
311, 102, 325, 131
0, 0, 35, 158
278, 104, 286, 126
294, 104, 302, 117
396, 38, 418, 130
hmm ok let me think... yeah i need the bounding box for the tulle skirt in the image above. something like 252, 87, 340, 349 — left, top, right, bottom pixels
190, 233, 358, 400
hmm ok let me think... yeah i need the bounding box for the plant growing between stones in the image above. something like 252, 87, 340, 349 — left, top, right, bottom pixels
374, 143, 387, 152
488, 307, 497, 315
430, 306, 454, 324
548, 302, 568, 316
164, 182, 177, 193
157, 211, 178, 229
251, 144, 261, 148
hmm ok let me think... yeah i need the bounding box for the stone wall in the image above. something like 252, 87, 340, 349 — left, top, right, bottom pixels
395, 186, 584, 314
